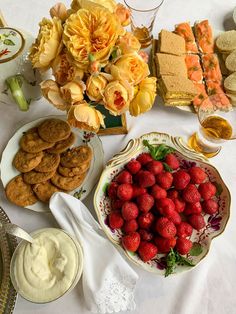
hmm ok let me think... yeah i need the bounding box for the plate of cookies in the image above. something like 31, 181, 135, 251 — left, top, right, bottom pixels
1, 116, 104, 212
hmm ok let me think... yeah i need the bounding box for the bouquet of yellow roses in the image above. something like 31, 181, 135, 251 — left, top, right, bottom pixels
29, 0, 157, 133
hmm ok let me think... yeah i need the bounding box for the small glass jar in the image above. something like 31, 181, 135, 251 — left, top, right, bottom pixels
10, 228, 83, 304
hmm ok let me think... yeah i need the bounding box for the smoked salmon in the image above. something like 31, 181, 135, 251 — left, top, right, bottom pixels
195, 20, 214, 54
202, 54, 222, 82
192, 83, 214, 112
185, 55, 203, 83
175, 22, 198, 53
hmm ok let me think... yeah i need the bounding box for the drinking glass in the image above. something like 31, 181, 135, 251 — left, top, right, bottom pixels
124, 0, 164, 48
188, 103, 236, 158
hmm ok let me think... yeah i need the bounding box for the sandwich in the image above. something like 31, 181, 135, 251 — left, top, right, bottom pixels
158, 30, 185, 56
175, 22, 198, 53
201, 54, 222, 82
155, 53, 187, 78
225, 50, 236, 73
194, 20, 214, 54
216, 30, 236, 53
224, 72, 236, 94
185, 54, 203, 83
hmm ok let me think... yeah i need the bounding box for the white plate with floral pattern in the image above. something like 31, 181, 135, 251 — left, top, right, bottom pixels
0, 115, 104, 213
94, 132, 231, 275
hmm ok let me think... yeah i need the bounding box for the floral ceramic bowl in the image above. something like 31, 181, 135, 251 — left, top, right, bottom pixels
94, 132, 231, 275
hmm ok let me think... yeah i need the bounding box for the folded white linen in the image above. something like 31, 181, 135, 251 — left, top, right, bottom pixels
49, 192, 138, 313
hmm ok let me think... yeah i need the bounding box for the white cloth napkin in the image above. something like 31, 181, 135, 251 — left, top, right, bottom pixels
49, 192, 138, 313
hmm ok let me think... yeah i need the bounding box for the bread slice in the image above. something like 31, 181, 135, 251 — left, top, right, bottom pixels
225, 50, 236, 72
155, 53, 187, 78
159, 30, 185, 56
216, 30, 236, 53
158, 75, 198, 101
224, 72, 236, 93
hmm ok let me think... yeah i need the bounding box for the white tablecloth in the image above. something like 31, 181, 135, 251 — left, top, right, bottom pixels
1, 0, 236, 313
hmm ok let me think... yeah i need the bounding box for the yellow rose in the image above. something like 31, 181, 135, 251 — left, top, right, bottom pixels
60, 79, 85, 104
63, 4, 123, 70
111, 53, 150, 85
116, 32, 141, 54
50, 3, 68, 22
52, 50, 84, 85
86, 74, 108, 101
40, 80, 70, 111
115, 3, 131, 26
103, 80, 134, 115
67, 101, 105, 133
129, 77, 157, 116
29, 17, 63, 70
71, 0, 117, 13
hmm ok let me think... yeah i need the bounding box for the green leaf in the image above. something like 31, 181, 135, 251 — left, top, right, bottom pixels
103, 182, 109, 194
215, 182, 223, 197
3, 39, 15, 46
176, 254, 195, 266
165, 249, 176, 277
143, 140, 175, 161
190, 242, 203, 256
163, 162, 173, 172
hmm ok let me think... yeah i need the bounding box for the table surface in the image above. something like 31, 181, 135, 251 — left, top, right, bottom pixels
1, 0, 236, 313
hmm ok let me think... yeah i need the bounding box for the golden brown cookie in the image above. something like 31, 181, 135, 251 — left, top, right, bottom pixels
47, 132, 76, 154
51, 172, 86, 191
13, 149, 44, 173
34, 152, 60, 173
23, 170, 55, 184
5, 175, 38, 207
20, 127, 54, 153
32, 180, 61, 203
58, 160, 90, 177
38, 119, 71, 143
60, 146, 92, 168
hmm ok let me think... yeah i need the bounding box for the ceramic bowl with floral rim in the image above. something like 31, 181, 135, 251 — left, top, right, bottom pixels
94, 132, 231, 275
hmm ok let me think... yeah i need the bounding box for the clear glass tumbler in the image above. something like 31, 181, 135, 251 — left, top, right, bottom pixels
124, 0, 164, 48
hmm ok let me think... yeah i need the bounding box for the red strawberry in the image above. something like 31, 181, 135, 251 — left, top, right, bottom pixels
155, 198, 175, 215
164, 209, 181, 225
122, 232, 140, 252
138, 229, 153, 241
165, 153, 180, 170
198, 182, 216, 200
176, 222, 193, 238
132, 185, 147, 198
188, 167, 207, 184
136, 170, 155, 188
111, 199, 124, 211
116, 170, 132, 184
117, 184, 133, 201
156, 172, 173, 190
167, 189, 179, 200
188, 214, 206, 231
184, 201, 202, 215
126, 159, 141, 174
154, 236, 176, 253
155, 217, 177, 239
136, 193, 154, 212
146, 160, 163, 175
202, 199, 219, 215
173, 170, 191, 190
138, 241, 158, 262
121, 202, 139, 220
137, 153, 153, 165
176, 238, 192, 255
108, 211, 124, 229
123, 219, 138, 234
173, 198, 185, 213
150, 184, 167, 199
182, 184, 201, 203
107, 181, 118, 199
138, 212, 154, 229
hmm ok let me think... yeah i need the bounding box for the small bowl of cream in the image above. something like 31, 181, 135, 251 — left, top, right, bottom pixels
10, 228, 83, 303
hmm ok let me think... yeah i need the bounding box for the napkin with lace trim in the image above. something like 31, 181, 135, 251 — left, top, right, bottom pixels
50, 192, 138, 313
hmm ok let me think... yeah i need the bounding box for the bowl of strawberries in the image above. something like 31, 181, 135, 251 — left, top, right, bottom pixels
94, 132, 230, 276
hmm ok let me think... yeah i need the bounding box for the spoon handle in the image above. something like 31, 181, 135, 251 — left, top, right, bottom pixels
0, 222, 34, 244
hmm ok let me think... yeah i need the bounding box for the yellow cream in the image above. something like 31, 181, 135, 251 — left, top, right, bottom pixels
11, 228, 80, 303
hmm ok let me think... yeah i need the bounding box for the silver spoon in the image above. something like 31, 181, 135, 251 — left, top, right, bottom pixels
0, 221, 34, 244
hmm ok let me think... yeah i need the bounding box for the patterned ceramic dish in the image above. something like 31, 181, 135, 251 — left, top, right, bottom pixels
0, 206, 18, 313
94, 132, 231, 275
0, 115, 104, 213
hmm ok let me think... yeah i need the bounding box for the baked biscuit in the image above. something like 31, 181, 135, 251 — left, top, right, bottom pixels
60, 146, 92, 168
23, 170, 55, 184
5, 175, 38, 207
20, 128, 54, 153
32, 181, 61, 203
58, 160, 90, 177
34, 152, 60, 173
38, 119, 71, 143
47, 132, 75, 154
13, 149, 43, 173
51, 172, 86, 191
